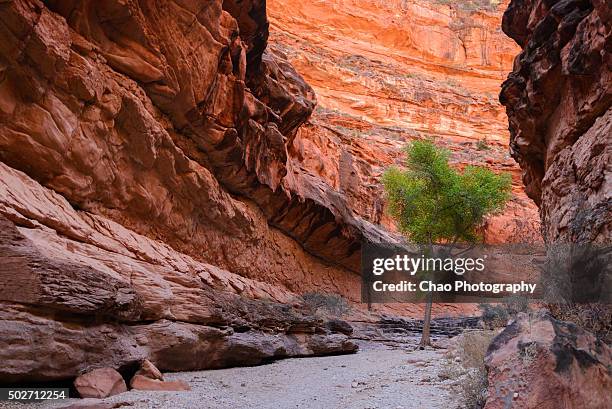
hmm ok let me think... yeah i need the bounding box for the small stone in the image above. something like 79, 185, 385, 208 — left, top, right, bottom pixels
134, 359, 163, 381
130, 375, 190, 391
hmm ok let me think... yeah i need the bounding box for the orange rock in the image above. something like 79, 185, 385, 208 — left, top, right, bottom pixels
130, 375, 191, 392
135, 360, 163, 381
268, 0, 542, 244
0, 0, 550, 385
74, 368, 127, 399
0, 0, 384, 302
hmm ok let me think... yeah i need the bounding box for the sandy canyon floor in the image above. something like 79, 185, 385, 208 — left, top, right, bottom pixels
5, 340, 457, 409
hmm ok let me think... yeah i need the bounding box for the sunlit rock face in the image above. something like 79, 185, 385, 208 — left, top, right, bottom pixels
268, 0, 542, 244
0, 0, 364, 382
500, 0, 611, 244
0, 0, 549, 382
0, 0, 392, 284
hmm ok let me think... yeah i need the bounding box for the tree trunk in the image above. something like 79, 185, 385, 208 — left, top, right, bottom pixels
419, 241, 435, 347
419, 290, 433, 347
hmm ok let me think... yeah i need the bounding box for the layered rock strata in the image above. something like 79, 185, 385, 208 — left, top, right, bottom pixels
268, 0, 542, 243
484, 2, 612, 406
0, 0, 363, 382
0, 162, 357, 383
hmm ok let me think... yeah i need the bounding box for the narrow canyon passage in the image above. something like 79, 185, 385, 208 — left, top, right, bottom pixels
0, 0, 608, 407
45, 341, 455, 409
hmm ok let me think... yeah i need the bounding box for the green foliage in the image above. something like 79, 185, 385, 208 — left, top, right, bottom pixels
382, 140, 511, 245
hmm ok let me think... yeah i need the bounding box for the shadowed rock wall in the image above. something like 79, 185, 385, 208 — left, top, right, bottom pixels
500, 0, 610, 243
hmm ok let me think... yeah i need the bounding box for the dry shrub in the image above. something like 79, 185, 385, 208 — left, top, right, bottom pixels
301, 292, 351, 317
460, 369, 489, 409
479, 296, 531, 329
503, 295, 530, 316
439, 331, 496, 409
458, 331, 496, 408
539, 242, 610, 343
478, 304, 508, 329
432, 0, 499, 12
546, 303, 612, 344
519, 342, 539, 366
476, 138, 490, 151
437, 362, 463, 381
459, 331, 496, 369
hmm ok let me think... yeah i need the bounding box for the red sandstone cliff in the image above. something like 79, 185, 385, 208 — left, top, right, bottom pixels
0, 0, 544, 383
0, 0, 365, 382
483, 3, 611, 406
500, 0, 610, 244
269, 0, 542, 244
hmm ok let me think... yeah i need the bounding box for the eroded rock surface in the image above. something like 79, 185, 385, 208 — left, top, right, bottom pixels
0, 0, 361, 382
268, 0, 542, 244
0, 162, 358, 382
485, 311, 612, 409
484, 2, 612, 406
500, 0, 611, 243
0, 0, 548, 384
134, 360, 163, 382
130, 375, 191, 392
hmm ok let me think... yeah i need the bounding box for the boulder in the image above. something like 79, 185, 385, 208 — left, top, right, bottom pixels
74, 368, 127, 399
134, 359, 163, 381
325, 319, 354, 335
130, 375, 191, 391
484, 311, 612, 409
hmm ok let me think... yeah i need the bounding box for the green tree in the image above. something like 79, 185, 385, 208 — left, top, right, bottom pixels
382, 140, 511, 346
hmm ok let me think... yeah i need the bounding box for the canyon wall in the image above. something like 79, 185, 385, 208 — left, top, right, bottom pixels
486, 3, 611, 406
0, 0, 544, 383
0, 0, 367, 382
500, 0, 610, 244
268, 0, 542, 244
